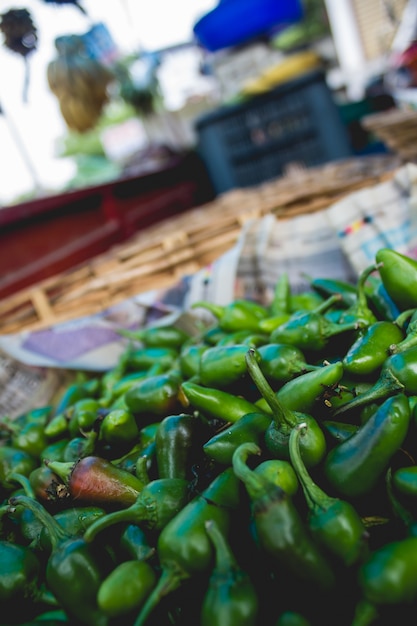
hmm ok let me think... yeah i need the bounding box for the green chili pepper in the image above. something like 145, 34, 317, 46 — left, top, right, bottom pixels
118, 324, 190, 349
324, 394, 411, 498
289, 423, 369, 566
44, 413, 70, 440
53, 377, 100, 417
61, 430, 98, 462
99, 343, 134, 400
257, 343, 318, 386
155, 412, 210, 481
322, 420, 359, 444
337, 263, 379, 328
256, 360, 344, 415
333, 344, 417, 418
45, 456, 146, 508
126, 347, 178, 372
39, 506, 107, 553
0, 447, 38, 493
253, 458, 299, 496
289, 290, 324, 312
269, 272, 292, 316
192, 299, 269, 333
258, 313, 292, 334
124, 371, 182, 419
388, 308, 417, 355
179, 343, 209, 379
0, 539, 41, 618
99, 408, 139, 448
203, 412, 272, 465
270, 294, 359, 352
67, 398, 101, 438
342, 320, 405, 378
39, 439, 69, 464
119, 523, 156, 562
352, 536, 417, 626
232, 442, 335, 591
309, 275, 357, 308
179, 380, 263, 424
246, 349, 326, 467
392, 465, 417, 498
97, 559, 157, 618
9, 495, 113, 626
376, 247, 417, 311
198, 344, 261, 389
83, 477, 189, 542
133, 467, 242, 626
363, 273, 401, 322
200, 518, 259, 626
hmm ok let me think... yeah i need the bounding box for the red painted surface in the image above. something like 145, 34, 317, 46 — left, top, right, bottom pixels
0, 153, 213, 299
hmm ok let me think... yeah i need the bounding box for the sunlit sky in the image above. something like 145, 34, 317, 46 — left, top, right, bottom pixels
0, 0, 216, 205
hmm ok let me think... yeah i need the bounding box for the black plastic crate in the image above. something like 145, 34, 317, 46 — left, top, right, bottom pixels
195, 70, 353, 193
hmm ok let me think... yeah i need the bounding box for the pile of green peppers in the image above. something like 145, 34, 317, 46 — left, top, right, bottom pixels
3, 246, 417, 626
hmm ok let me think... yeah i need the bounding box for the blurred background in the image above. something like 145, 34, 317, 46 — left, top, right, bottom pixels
1, 0, 416, 205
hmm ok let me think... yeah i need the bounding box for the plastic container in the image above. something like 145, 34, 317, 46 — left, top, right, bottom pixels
195, 70, 353, 194
193, 0, 304, 52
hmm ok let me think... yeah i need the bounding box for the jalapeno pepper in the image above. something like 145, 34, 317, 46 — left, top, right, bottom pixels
376, 247, 417, 311
192, 299, 269, 333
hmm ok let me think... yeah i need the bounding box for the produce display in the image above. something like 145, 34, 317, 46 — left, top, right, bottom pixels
2, 247, 417, 625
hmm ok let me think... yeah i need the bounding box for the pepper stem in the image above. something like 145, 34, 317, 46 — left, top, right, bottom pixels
289, 424, 332, 511
350, 599, 379, 626
8, 494, 70, 551
332, 367, 404, 418
84, 499, 146, 543
133, 564, 186, 626
44, 460, 74, 485
246, 348, 297, 428
232, 442, 266, 501
205, 518, 237, 573
390, 318, 417, 354
7, 472, 36, 499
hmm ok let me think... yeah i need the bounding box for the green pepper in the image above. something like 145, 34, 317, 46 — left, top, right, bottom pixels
97, 559, 157, 618
192, 299, 269, 333
289, 290, 324, 312
53, 376, 100, 417
388, 308, 417, 355
246, 349, 326, 467
337, 263, 379, 328
117, 324, 190, 349
133, 467, 242, 626
203, 412, 272, 465
333, 344, 417, 418
119, 523, 156, 562
124, 371, 182, 419
253, 458, 299, 496
200, 518, 259, 626
258, 314, 291, 334
198, 344, 261, 389
179, 343, 209, 379
269, 272, 292, 316
232, 442, 335, 591
126, 347, 178, 372
0, 539, 41, 618
376, 247, 417, 311
39, 506, 107, 553
363, 273, 401, 322
322, 420, 359, 444
9, 495, 113, 626
179, 380, 263, 424
352, 536, 417, 626
45, 456, 146, 508
324, 394, 411, 498
39, 439, 69, 464
309, 276, 357, 308
99, 371, 150, 409
61, 429, 98, 462
83, 477, 190, 542
392, 465, 417, 498
155, 412, 210, 480
342, 320, 405, 378
256, 360, 344, 415
270, 294, 359, 352
289, 424, 369, 566
0, 446, 38, 493
257, 343, 318, 386
99, 408, 139, 449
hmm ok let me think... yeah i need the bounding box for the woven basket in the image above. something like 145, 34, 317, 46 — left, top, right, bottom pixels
0, 155, 399, 335
362, 108, 417, 163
